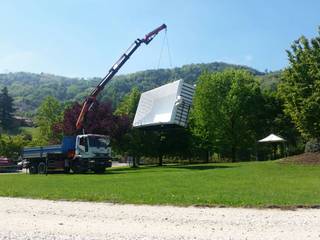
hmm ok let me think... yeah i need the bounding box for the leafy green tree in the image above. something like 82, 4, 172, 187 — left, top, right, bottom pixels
258, 90, 303, 157
36, 96, 64, 143
191, 69, 265, 161
158, 128, 195, 164
114, 88, 144, 166
279, 28, 320, 142
0, 134, 26, 159
0, 87, 15, 130
114, 87, 140, 119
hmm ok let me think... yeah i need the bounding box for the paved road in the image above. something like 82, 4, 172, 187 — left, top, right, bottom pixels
1, 197, 320, 240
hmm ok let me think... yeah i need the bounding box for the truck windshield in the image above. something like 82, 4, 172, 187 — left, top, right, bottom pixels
88, 136, 108, 149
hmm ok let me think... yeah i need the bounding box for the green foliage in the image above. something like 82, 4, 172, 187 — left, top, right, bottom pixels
0, 87, 15, 130
0, 162, 320, 207
113, 88, 148, 162
258, 71, 282, 92
0, 72, 91, 116
0, 134, 26, 159
262, 91, 303, 155
305, 139, 320, 152
191, 69, 267, 161
36, 96, 64, 143
19, 127, 49, 147
19, 127, 39, 138
279, 28, 320, 140
114, 87, 140, 119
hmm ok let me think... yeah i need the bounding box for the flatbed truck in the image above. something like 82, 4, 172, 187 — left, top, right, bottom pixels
22, 134, 112, 174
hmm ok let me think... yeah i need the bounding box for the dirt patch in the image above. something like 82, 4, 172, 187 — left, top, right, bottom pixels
280, 152, 320, 165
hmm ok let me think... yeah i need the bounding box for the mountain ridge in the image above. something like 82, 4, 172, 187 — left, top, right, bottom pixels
0, 62, 278, 116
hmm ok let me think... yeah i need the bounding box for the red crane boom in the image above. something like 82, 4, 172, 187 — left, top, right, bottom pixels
76, 24, 167, 130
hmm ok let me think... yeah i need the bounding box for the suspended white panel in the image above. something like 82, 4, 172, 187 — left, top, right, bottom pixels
133, 79, 195, 128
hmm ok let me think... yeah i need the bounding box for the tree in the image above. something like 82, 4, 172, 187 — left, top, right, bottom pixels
55, 101, 130, 141
114, 88, 147, 166
0, 134, 26, 159
36, 96, 64, 143
191, 69, 265, 161
279, 28, 320, 142
259, 90, 303, 158
0, 87, 15, 130
115, 87, 140, 119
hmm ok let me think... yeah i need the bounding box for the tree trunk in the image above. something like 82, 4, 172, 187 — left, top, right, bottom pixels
231, 145, 236, 162
158, 132, 165, 166
205, 150, 210, 163
132, 156, 137, 168
159, 154, 163, 166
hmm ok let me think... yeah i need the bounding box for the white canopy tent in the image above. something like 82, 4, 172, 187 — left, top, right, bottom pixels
258, 134, 287, 159
258, 134, 285, 143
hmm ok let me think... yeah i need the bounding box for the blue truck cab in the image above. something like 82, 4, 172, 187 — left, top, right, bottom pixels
22, 134, 112, 174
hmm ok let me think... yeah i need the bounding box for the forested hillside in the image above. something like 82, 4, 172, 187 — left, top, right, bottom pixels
258, 71, 282, 91
0, 62, 276, 116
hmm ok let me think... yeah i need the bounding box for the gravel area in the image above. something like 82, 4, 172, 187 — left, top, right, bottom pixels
1, 197, 320, 240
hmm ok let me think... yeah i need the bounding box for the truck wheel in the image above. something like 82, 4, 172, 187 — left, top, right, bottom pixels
29, 164, 38, 174
71, 163, 85, 174
93, 167, 105, 174
38, 162, 46, 174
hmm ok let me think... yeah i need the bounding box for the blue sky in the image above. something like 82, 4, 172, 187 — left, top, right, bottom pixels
0, 0, 319, 77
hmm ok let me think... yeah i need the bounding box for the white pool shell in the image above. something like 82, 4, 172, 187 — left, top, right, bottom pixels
133, 79, 195, 128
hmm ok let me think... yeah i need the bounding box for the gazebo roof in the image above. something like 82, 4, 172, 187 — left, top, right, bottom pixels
258, 134, 285, 143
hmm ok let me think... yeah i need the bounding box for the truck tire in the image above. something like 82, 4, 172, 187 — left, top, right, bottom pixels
71, 162, 86, 174
29, 164, 38, 174
93, 166, 105, 174
38, 162, 46, 174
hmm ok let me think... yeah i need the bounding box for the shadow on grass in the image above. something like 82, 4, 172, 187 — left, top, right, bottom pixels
107, 165, 159, 175
166, 165, 234, 171
21, 164, 236, 176
107, 164, 235, 174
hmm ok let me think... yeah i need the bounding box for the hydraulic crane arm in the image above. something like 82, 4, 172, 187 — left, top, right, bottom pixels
76, 24, 167, 130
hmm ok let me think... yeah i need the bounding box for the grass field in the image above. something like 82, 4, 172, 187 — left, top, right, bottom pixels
0, 161, 320, 207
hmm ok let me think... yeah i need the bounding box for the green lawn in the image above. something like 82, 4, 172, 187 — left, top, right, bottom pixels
0, 161, 320, 207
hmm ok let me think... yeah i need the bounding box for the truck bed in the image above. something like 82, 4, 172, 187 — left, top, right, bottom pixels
23, 145, 62, 159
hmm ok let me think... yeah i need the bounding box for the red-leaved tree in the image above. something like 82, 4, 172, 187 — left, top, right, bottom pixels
53, 102, 130, 140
